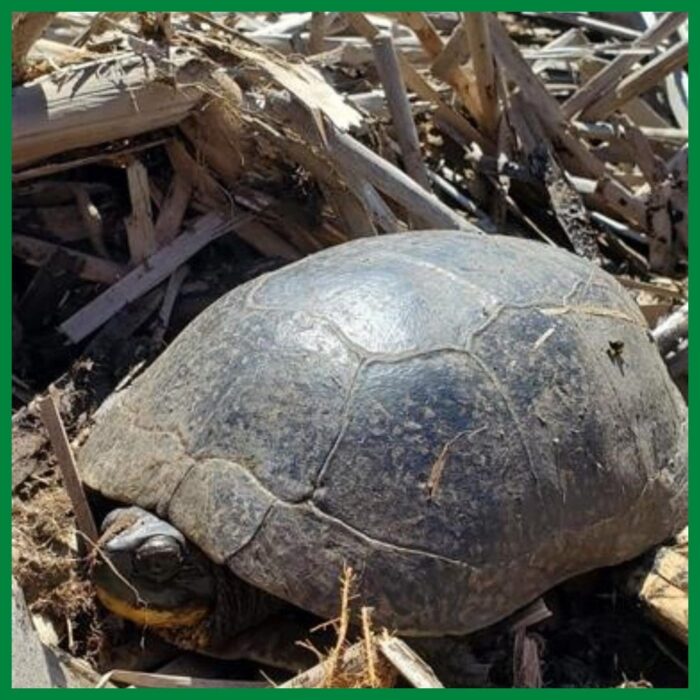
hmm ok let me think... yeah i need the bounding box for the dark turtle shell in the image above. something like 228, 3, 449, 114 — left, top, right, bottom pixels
79, 231, 687, 635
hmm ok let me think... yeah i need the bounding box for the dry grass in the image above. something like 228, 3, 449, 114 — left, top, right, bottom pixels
12, 470, 105, 660
288, 566, 398, 688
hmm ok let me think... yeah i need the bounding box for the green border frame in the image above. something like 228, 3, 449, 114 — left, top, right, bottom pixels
6, 3, 693, 693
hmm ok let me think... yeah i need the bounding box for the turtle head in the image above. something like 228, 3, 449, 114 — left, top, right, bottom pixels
93, 507, 216, 631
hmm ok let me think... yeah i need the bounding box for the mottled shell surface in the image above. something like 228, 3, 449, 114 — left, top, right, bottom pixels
79, 231, 687, 635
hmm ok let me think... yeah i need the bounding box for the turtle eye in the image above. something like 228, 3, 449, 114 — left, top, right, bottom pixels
134, 535, 183, 583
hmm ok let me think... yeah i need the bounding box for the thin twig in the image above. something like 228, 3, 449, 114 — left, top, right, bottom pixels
38, 396, 99, 550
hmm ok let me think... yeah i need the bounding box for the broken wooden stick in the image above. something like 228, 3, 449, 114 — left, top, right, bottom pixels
71, 11, 130, 47
278, 640, 381, 688
655, 12, 688, 131
430, 22, 468, 81
326, 125, 474, 232
625, 528, 688, 645
188, 14, 362, 132
486, 14, 645, 227
59, 212, 245, 343
562, 12, 688, 119
124, 160, 157, 264
512, 629, 543, 688
165, 139, 300, 260
347, 176, 404, 234
372, 34, 431, 191
29, 36, 94, 69
344, 13, 490, 151
646, 181, 676, 273
509, 599, 550, 688
462, 13, 499, 139
178, 70, 246, 188
278, 634, 442, 688
154, 173, 193, 246
12, 235, 126, 285
584, 39, 689, 121
38, 394, 99, 550
573, 121, 687, 145
523, 11, 642, 40
13, 138, 171, 183
377, 635, 444, 688
398, 12, 482, 124
96, 670, 267, 689
152, 265, 189, 346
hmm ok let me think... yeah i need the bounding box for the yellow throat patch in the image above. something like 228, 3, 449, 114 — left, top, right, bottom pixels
95, 586, 209, 629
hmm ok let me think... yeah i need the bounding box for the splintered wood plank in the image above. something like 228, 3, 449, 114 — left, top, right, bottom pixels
165, 140, 225, 211
124, 160, 157, 263
668, 145, 688, 251
188, 12, 362, 132
626, 529, 688, 644
59, 213, 239, 343
152, 265, 190, 345
576, 56, 672, 129
177, 71, 245, 188
573, 122, 687, 146
12, 50, 205, 169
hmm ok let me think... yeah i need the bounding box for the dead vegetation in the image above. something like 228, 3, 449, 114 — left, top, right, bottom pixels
279, 568, 400, 688
12, 10, 688, 688
12, 471, 103, 661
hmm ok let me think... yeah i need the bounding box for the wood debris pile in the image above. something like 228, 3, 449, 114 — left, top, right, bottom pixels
12, 11, 688, 689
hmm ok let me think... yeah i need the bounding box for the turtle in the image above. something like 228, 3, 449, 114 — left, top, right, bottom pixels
79, 230, 687, 669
